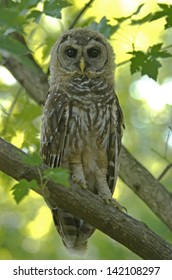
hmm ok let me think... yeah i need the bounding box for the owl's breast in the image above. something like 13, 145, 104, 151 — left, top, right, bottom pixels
66, 102, 111, 154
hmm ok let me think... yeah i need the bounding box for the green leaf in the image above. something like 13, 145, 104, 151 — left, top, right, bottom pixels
130, 51, 161, 80
148, 43, 172, 58
150, 11, 165, 22
26, 10, 43, 23
128, 51, 146, 74
165, 14, 172, 29
22, 153, 43, 167
11, 179, 38, 203
0, 8, 25, 28
90, 17, 119, 38
43, 167, 70, 188
132, 3, 145, 16
131, 13, 152, 25
17, 54, 40, 74
141, 58, 161, 80
43, 0, 71, 18
150, 4, 172, 29
158, 3, 171, 11
0, 35, 30, 56
115, 4, 145, 24
18, 0, 40, 10
129, 42, 172, 80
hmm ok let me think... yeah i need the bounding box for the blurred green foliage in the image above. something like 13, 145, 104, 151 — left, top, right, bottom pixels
0, 0, 172, 260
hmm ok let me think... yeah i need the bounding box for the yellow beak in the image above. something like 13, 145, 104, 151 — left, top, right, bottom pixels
79, 57, 86, 74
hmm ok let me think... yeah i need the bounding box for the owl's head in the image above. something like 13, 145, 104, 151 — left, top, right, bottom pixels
49, 28, 115, 84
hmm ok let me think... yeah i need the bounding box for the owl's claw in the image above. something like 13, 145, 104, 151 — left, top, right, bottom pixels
72, 174, 87, 189
103, 195, 127, 212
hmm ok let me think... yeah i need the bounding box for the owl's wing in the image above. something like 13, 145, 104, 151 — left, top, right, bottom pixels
107, 94, 124, 194
40, 89, 69, 168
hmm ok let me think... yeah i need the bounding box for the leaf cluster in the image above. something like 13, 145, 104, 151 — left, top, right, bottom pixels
89, 3, 172, 80
150, 4, 172, 29
0, 0, 70, 60
90, 4, 145, 38
11, 153, 70, 204
128, 43, 172, 80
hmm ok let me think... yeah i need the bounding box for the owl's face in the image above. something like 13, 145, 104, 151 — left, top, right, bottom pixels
50, 28, 115, 80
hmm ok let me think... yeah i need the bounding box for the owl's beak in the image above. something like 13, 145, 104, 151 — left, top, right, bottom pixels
79, 57, 86, 74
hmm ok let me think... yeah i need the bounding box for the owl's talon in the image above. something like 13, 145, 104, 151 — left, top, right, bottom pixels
72, 174, 87, 189
79, 182, 87, 189
102, 195, 126, 212
111, 198, 127, 212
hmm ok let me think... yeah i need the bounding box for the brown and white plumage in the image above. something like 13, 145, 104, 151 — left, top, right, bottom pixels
40, 28, 124, 254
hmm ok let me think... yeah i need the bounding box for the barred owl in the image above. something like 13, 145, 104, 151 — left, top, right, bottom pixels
41, 28, 124, 254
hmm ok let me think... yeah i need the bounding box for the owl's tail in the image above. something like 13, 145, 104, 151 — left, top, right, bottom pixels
52, 208, 95, 255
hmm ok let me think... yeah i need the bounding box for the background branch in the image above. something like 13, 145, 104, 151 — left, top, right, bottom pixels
120, 147, 172, 231
0, 137, 172, 260
69, 0, 95, 29
2, 55, 48, 105
158, 163, 172, 181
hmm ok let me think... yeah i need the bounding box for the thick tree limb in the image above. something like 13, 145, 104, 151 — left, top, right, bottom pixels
0, 137, 172, 260
2, 55, 48, 105
120, 147, 172, 231
1, 29, 48, 104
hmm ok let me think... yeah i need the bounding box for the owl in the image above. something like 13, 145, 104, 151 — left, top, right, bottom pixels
40, 28, 124, 254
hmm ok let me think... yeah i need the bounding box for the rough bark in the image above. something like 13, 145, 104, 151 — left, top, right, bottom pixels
0, 137, 172, 260
120, 147, 172, 230
2, 55, 48, 105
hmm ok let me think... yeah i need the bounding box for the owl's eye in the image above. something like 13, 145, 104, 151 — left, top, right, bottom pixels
65, 47, 77, 58
87, 48, 100, 58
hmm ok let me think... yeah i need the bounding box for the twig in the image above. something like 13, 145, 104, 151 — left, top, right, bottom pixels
68, 0, 95, 29
165, 107, 172, 158
1, 87, 22, 135
151, 148, 168, 161
8, 87, 22, 115
116, 59, 130, 68
158, 163, 172, 181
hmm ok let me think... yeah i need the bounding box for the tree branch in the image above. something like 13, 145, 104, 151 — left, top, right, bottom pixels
158, 163, 172, 181
69, 0, 95, 29
2, 55, 48, 105
120, 147, 172, 231
0, 137, 172, 260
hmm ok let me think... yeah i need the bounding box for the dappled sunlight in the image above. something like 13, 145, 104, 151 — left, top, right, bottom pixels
0, 248, 12, 260
0, 211, 21, 229
130, 75, 172, 111
26, 205, 52, 239
112, 180, 121, 200
0, 66, 16, 86
11, 131, 25, 148
21, 237, 41, 254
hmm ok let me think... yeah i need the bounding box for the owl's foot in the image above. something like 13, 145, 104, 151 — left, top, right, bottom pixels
102, 195, 126, 212
72, 174, 87, 189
